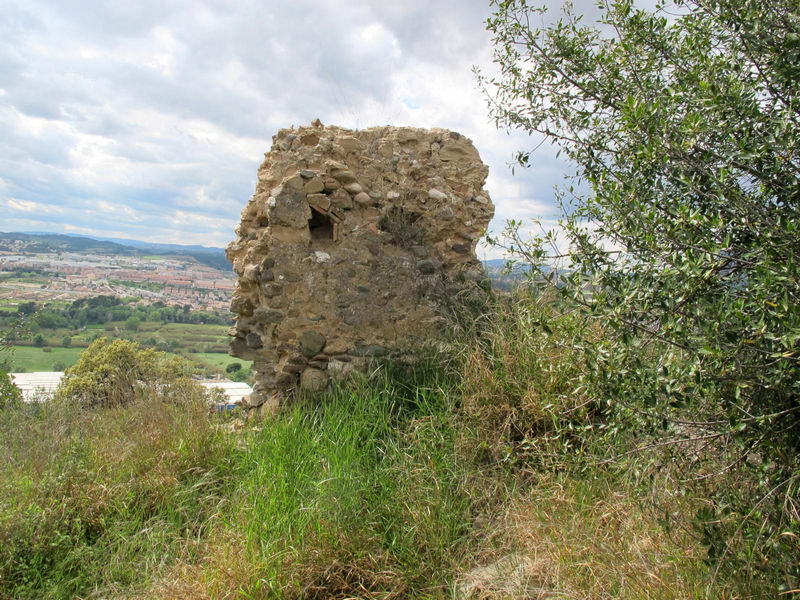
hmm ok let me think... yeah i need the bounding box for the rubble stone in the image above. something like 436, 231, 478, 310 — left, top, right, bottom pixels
227, 121, 494, 407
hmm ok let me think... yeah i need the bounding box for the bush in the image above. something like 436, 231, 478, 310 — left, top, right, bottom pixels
0, 371, 22, 411
481, 0, 800, 591
56, 338, 194, 408
228, 368, 252, 383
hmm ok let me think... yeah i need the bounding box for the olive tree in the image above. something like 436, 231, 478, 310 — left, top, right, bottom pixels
479, 0, 799, 585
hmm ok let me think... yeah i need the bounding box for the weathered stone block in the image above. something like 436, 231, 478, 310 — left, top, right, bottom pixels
352, 343, 388, 357
354, 192, 372, 206
330, 188, 354, 209
299, 331, 326, 357
307, 193, 331, 211
261, 282, 282, 297
231, 296, 254, 316
304, 177, 325, 194
417, 259, 437, 274
300, 368, 329, 393
246, 332, 263, 349
253, 308, 285, 324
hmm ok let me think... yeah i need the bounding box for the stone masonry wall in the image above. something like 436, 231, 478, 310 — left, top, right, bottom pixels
226, 120, 495, 411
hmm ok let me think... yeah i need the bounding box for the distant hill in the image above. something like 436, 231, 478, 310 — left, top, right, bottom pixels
1, 232, 230, 271
80, 235, 224, 256
480, 259, 563, 291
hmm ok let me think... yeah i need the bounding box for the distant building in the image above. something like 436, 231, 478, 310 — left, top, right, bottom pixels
10, 372, 64, 402
7, 372, 252, 408
199, 380, 253, 410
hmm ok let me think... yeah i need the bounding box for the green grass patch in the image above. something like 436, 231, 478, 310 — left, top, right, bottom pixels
159, 323, 228, 337
227, 366, 475, 597
192, 352, 248, 372
8, 345, 83, 371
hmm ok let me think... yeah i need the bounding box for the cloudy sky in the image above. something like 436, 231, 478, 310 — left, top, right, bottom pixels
0, 0, 577, 256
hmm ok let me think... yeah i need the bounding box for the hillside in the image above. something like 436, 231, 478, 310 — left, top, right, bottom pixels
0, 232, 230, 271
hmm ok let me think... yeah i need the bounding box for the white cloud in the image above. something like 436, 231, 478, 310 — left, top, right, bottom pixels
7, 198, 39, 212
0, 0, 620, 254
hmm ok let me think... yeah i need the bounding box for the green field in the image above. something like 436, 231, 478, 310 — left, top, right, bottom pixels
7, 345, 247, 379
192, 352, 250, 371
7, 346, 83, 372
12, 321, 230, 354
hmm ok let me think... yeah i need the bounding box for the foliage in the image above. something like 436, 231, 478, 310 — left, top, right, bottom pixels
1, 317, 25, 410
0, 372, 22, 411
479, 0, 799, 591
16, 302, 37, 315
0, 295, 233, 336
124, 316, 141, 331
55, 338, 193, 408
0, 377, 234, 600
459, 289, 599, 465
0, 316, 720, 599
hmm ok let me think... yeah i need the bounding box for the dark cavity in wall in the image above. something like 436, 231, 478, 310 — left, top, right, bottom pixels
309, 208, 334, 241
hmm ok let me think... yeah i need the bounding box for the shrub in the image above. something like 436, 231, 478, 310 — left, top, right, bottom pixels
55, 338, 193, 408
124, 316, 141, 332
481, 0, 800, 590
0, 371, 22, 411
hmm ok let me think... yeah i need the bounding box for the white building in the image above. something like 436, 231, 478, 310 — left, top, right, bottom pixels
9, 372, 65, 402
199, 379, 253, 410
7, 372, 252, 408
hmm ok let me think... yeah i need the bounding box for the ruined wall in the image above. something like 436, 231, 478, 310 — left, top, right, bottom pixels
226, 120, 494, 410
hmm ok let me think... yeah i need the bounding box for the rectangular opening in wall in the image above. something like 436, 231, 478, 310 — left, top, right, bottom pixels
309, 207, 334, 241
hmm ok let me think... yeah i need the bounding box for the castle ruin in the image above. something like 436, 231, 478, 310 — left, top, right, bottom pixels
226, 120, 495, 411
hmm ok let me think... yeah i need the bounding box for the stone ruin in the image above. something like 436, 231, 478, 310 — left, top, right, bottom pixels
226, 120, 495, 411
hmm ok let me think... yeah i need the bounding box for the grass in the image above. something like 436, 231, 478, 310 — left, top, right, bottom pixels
0, 363, 718, 599
193, 352, 251, 372
2, 289, 791, 598
0, 381, 235, 600
8, 345, 83, 371
8, 346, 244, 385
138, 364, 479, 599
8, 321, 233, 372
494, 473, 710, 599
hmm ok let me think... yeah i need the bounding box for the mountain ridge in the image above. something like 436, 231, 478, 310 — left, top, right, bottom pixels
1, 232, 230, 271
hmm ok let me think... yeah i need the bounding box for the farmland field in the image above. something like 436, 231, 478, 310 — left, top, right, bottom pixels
7, 346, 83, 372
192, 352, 250, 371
7, 345, 250, 379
